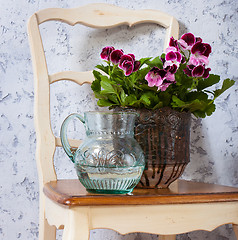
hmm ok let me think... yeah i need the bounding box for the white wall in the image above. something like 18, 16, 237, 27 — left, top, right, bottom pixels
0, 0, 237, 239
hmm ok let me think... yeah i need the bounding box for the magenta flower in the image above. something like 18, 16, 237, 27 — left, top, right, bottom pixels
196, 37, 203, 43
169, 37, 179, 51
128, 53, 135, 61
189, 42, 212, 66
202, 67, 211, 79
118, 54, 140, 76
159, 82, 173, 91
100, 46, 115, 61
145, 67, 175, 91
184, 64, 211, 78
164, 64, 178, 74
110, 49, 124, 65
119, 55, 134, 75
164, 46, 182, 70
145, 67, 165, 87
133, 60, 141, 72
178, 33, 196, 50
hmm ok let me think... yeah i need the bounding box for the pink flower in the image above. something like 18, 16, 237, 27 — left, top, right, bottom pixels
100, 46, 115, 61
164, 46, 182, 70
189, 42, 212, 66
145, 67, 175, 91
178, 33, 196, 50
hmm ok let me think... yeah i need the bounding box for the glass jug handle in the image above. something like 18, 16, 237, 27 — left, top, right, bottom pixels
60, 113, 85, 163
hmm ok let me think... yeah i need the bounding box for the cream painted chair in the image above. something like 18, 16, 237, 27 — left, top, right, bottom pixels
27, 3, 238, 240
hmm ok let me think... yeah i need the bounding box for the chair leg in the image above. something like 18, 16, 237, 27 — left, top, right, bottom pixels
233, 224, 238, 240
39, 215, 56, 240
158, 235, 176, 240
39, 193, 56, 240
62, 208, 90, 240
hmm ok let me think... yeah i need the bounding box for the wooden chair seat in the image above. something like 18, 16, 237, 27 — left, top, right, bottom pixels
43, 179, 238, 240
44, 179, 238, 206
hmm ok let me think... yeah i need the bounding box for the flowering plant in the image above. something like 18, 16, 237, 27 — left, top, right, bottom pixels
91, 33, 235, 118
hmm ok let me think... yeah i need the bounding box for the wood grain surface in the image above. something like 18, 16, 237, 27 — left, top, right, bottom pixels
43, 179, 238, 206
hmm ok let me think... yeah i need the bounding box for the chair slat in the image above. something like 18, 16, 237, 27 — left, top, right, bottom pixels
49, 71, 94, 84
35, 3, 179, 50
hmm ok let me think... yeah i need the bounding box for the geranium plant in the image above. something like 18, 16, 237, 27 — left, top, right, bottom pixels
91, 33, 235, 118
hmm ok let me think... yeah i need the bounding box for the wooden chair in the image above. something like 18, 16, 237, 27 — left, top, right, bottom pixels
27, 3, 238, 240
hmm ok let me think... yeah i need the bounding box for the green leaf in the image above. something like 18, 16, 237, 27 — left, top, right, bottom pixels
108, 94, 120, 104
91, 79, 101, 92
158, 92, 172, 106
92, 70, 102, 80
175, 68, 193, 88
95, 64, 110, 75
140, 93, 151, 106
172, 96, 205, 112
146, 56, 163, 68
100, 77, 116, 94
125, 95, 139, 106
197, 74, 220, 91
139, 57, 152, 67
186, 91, 208, 102
120, 89, 127, 104
140, 91, 161, 108
134, 67, 151, 82
214, 78, 235, 98
171, 95, 185, 108
111, 68, 124, 81
152, 102, 163, 110
97, 99, 115, 107
192, 110, 206, 118
140, 84, 158, 92
205, 102, 216, 116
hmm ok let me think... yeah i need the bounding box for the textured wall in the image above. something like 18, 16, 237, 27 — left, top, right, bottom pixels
0, 0, 237, 239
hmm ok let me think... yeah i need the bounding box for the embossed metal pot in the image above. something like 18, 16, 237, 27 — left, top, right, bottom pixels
60, 111, 145, 194
115, 107, 191, 188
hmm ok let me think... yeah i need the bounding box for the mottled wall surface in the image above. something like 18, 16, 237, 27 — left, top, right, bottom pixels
0, 0, 237, 239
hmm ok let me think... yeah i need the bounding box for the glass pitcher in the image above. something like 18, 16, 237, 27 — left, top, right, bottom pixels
60, 111, 145, 194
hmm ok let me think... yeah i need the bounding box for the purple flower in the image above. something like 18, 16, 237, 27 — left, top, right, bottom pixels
145, 67, 175, 91
178, 33, 196, 50
184, 64, 211, 78
100, 46, 115, 61
110, 49, 124, 64
189, 41, 212, 66
118, 54, 140, 76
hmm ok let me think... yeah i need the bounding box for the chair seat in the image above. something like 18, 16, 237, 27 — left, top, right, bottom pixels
43, 179, 238, 206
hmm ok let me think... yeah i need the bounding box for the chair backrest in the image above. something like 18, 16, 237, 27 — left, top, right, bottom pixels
27, 3, 179, 188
